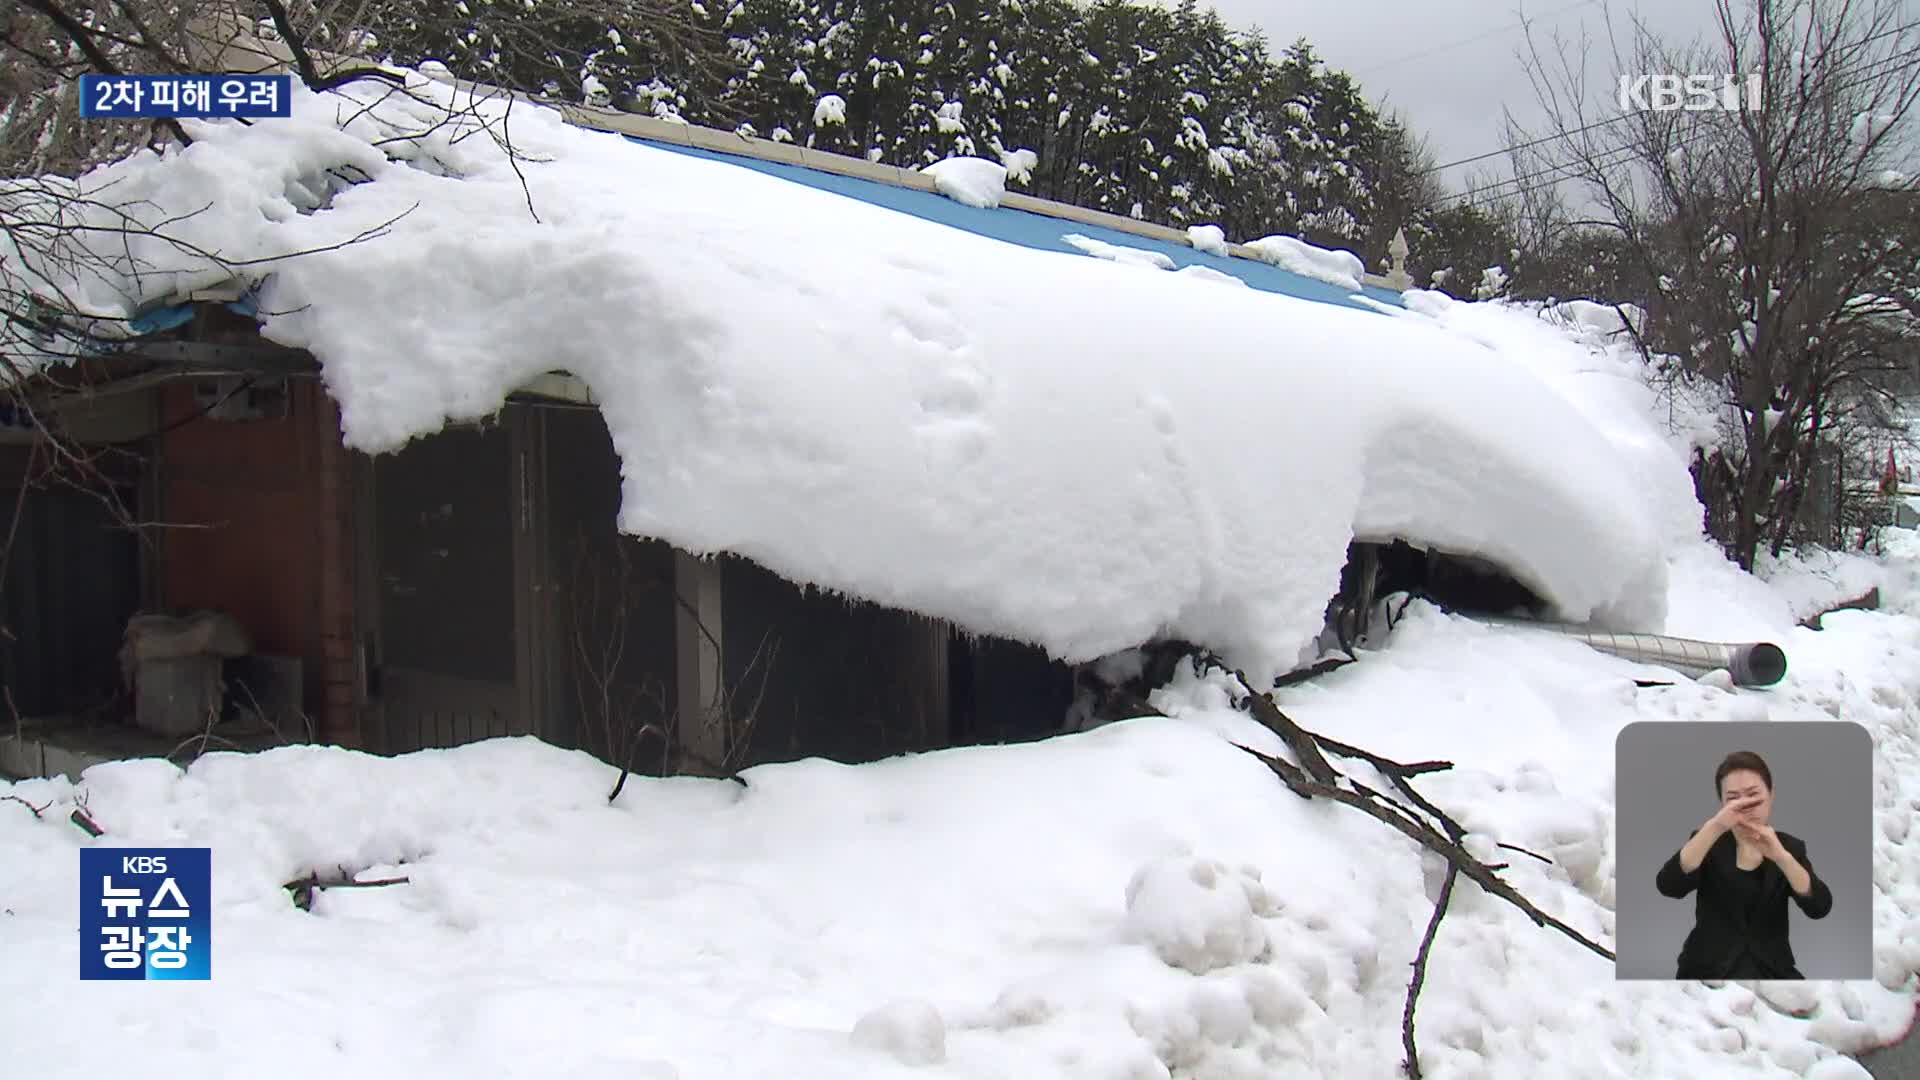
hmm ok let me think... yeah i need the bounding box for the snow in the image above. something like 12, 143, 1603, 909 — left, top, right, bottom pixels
1755, 547, 1890, 624
1122, 857, 1276, 973
1390, 292, 1707, 561
1475, 265, 1511, 300
1062, 233, 1176, 271
1172, 265, 1247, 288
920, 155, 1007, 208
1851, 111, 1898, 146
1185, 224, 1230, 257
1548, 298, 1645, 339
852, 1000, 948, 1065
4, 529, 1919, 1078
1242, 234, 1365, 292
813, 94, 848, 127
997, 147, 1037, 185
3, 76, 1692, 680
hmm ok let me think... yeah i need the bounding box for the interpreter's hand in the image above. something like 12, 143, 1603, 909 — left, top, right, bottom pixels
1711, 795, 1765, 833
1736, 822, 1788, 861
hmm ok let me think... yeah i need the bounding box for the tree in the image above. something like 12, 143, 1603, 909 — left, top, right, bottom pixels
1358, 111, 1446, 273
1405, 202, 1520, 295
0, 2, 636, 567
1516, 0, 1920, 567
0, 0, 726, 178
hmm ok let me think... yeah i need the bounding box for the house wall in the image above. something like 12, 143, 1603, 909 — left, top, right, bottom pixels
721, 556, 949, 767
951, 634, 1077, 746
0, 441, 142, 719
363, 415, 520, 753
539, 407, 679, 766
315, 394, 359, 746
50, 367, 1069, 759
157, 379, 330, 728
228, 389, 1054, 766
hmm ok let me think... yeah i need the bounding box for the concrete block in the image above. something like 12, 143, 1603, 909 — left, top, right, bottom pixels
41, 743, 109, 783
135, 655, 223, 738
0, 733, 42, 780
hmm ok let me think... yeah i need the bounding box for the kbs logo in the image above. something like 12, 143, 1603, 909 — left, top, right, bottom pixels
1618, 73, 1764, 113
79, 848, 211, 980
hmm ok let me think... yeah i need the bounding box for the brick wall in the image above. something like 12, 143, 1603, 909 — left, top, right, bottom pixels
314, 392, 360, 748
159, 379, 362, 748
160, 381, 318, 659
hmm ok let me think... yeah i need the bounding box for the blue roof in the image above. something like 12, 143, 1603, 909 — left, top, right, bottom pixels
626, 136, 1406, 313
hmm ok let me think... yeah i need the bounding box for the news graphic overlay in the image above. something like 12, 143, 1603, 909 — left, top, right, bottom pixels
80, 848, 211, 981
1613, 720, 1872, 980
78, 74, 292, 120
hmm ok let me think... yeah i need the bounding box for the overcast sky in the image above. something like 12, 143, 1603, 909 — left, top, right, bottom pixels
1197, 0, 1920, 199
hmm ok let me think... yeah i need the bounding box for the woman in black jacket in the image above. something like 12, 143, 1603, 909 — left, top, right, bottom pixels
1655, 750, 1833, 979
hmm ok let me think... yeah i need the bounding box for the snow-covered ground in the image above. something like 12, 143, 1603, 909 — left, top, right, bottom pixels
3, 531, 1917, 1080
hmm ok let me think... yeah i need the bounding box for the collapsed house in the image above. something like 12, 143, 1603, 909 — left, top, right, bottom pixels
0, 72, 1687, 779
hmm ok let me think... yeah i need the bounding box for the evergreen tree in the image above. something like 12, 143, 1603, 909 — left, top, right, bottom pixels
338, 0, 1422, 265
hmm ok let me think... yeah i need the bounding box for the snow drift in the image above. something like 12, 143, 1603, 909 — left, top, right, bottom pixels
0, 76, 1691, 677
4, 537, 1919, 1079
1243, 234, 1367, 292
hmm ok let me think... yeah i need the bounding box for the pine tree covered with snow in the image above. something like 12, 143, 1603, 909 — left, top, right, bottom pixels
0, 0, 1423, 260
346, 0, 1397, 250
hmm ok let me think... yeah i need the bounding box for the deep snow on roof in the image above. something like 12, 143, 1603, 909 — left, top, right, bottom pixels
626, 137, 1407, 313
0, 77, 1699, 679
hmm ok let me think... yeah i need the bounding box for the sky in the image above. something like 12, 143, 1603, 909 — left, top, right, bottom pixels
1199, 0, 1920, 205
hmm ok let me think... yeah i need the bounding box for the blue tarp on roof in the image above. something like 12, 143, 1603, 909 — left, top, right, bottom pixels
626, 136, 1407, 313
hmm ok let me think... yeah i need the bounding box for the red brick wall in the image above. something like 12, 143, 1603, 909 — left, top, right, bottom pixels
158, 379, 360, 746
314, 392, 359, 748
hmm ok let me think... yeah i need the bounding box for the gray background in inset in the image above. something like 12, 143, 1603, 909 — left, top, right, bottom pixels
1614, 719, 1874, 980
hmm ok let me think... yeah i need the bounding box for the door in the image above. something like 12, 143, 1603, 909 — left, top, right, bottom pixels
367, 420, 522, 752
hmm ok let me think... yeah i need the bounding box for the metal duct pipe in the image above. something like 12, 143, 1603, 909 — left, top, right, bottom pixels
1479, 617, 1789, 688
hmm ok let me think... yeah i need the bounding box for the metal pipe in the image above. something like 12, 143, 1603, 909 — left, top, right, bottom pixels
1479, 617, 1789, 688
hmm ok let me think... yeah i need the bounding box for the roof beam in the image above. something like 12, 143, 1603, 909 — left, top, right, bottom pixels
111, 339, 317, 374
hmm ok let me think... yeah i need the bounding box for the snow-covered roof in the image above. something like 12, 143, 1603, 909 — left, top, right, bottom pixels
1, 76, 1699, 679
624, 138, 1408, 312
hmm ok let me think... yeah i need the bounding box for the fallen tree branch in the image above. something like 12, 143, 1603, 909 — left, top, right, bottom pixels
1234, 745, 1611, 962
1272, 656, 1354, 688
1496, 842, 1555, 865
1402, 861, 1459, 1080
1233, 672, 1463, 844
1231, 669, 1339, 785
1, 793, 49, 818
284, 869, 411, 911
1309, 734, 1453, 778
1797, 586, 1881, 630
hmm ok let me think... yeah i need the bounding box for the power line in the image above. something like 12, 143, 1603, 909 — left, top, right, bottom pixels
1357, 0, 1601, 77
1447, 36, 1920, 209
1461, 38, 1920, 207
1423, 113, 1623, 177
1424, 14, 1920, 184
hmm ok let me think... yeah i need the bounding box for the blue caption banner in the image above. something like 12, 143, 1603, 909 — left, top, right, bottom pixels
79, 848, 212, 981
78, 74, 292, 119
